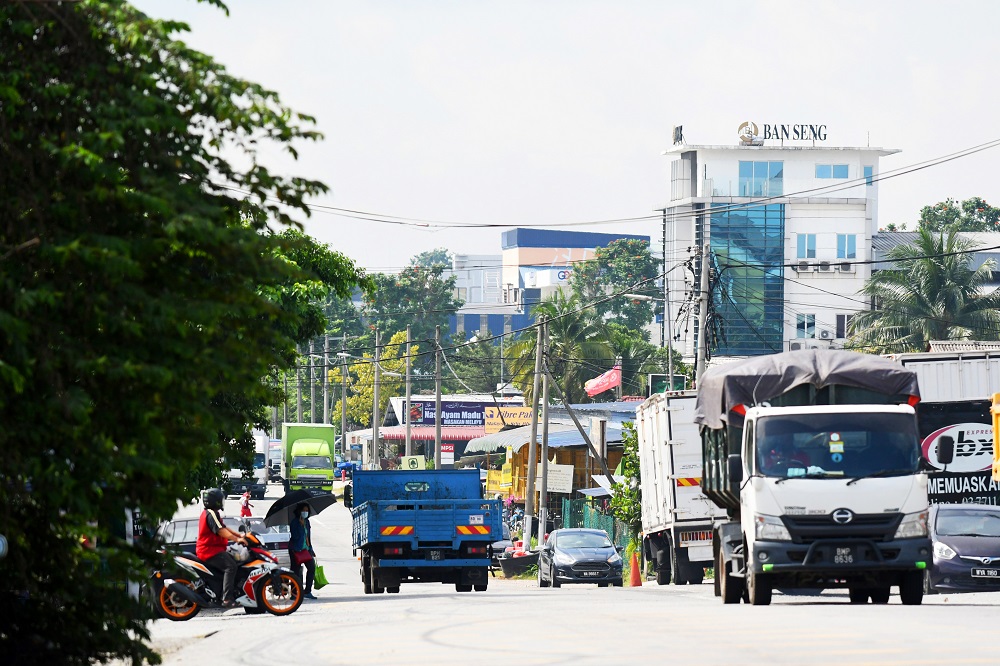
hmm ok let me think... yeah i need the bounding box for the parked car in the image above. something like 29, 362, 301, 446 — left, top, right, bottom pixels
491, 523, 513, 567
927, 503, 1000, 593
154, 516, 291, 569
537, 528, 624, 588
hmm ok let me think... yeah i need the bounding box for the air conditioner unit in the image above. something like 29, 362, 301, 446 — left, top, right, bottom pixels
837, 261, 856, 273
818, 329, 833, 340
788, 341, 804, 351
793, 261, 813, 273
817, 261, 832, 272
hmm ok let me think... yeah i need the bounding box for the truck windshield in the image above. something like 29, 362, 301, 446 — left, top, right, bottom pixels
292, 455, 332, 469
253, 453, 266, 469
755, 412, 919, 479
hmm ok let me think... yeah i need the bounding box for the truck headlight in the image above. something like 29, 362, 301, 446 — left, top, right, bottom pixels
754, 514, 791, 541
894, 511, 928, 539
932, 541, 956, 560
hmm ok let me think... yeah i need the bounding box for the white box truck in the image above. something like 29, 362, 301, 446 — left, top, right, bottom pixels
636, 391, 727, 585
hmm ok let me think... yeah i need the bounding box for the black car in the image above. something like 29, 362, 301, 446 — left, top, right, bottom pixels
927, 503, 1000, 593
538, 528, 624, 588
155, 516, 291, 569
491, 523, 513, 567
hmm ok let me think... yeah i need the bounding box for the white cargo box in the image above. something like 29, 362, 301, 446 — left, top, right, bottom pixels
887, 351, 1000, 403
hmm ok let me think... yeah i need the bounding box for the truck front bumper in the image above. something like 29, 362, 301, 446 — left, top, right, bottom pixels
749, 537, 931, 575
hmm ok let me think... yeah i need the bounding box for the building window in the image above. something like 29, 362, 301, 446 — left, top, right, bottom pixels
797, 234, 816, 259
796, 314, 816, 339
837, 234, 856, 259
836, 314, 855, 339
816, 164, 849, 179
739, 161, 783, 197
863, 166, 874, 186
455, 287, 467, 301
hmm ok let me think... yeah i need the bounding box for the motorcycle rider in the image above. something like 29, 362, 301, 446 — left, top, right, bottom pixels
197, 488, 247, 608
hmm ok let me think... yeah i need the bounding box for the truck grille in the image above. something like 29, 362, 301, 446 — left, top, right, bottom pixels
782, 513, 901, 544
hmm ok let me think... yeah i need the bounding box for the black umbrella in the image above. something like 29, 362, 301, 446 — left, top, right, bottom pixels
263, 489, 338, 527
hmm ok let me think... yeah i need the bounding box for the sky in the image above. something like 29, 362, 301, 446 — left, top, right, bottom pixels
133, 0, 1000, 272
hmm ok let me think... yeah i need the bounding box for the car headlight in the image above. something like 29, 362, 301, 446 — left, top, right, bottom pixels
754, 514, 791, 541
894, 511, 928, 539
607, 552, 622, 565
553, 552, 575, 566
933, 541, 957, 560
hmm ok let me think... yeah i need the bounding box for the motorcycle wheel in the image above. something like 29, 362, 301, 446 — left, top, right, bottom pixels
257, 572, 304, 616
156, 578, 201, 621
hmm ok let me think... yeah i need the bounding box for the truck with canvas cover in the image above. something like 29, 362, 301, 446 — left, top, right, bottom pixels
349, 469, 502, 593
696, 349, 953, 606
636, 391, 727, 586
281, 423, 337, 494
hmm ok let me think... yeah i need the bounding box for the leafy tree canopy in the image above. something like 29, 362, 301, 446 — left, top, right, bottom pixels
918, 197, 1000, 233
569, 238, 658, 337
410, 247, 453, 268
339, 331, 417, 427
0, 2, 364, 662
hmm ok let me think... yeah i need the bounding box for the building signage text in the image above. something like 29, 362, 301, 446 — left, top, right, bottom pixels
739, 121, 827, 144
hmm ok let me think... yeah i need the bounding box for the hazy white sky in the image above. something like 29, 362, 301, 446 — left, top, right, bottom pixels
134, 0, 1000, 271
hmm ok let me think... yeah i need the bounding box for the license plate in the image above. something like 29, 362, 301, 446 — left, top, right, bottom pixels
834, 547, 854, 564
428, 550, 443, 561
581, 571, 601, 577
972, 568, 1000, 578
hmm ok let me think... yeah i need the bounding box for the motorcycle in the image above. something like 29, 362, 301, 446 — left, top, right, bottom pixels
151, 531, 304, 621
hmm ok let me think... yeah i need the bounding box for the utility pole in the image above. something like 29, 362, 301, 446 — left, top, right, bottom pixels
405, 324, 413, 457
663, 209, 676, 390
341, 333, 348, 457
696, 241, 711, 382
283, 373, 288, 423
309, 339, 317, 423
537, 320, 551, 549
434, 325, 442, 469
615, 355, 622, 401
296, 343, 303, 422
523, 318, 544, 544
372, 329, 381, 470
323, 335, 330, 424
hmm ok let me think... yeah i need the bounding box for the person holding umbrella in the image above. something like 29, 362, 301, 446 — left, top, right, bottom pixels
289, 502, 317, 599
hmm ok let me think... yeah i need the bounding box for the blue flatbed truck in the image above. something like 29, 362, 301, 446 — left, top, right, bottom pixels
350, 469, 502, 593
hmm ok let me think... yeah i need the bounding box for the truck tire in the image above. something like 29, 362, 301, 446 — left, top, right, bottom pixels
455, 584, 472, 592
746, 570, 772, 606
899, 571, 923, 605
387, 586, 400, 594
869, 587, 890, 604
682, 563, 704, 585
362, 556, 372, 595
655, 550, 671, 586
474, 584, 487, 592
718, 549, 743, 604
848, 587, 868, 604
670, 543, 686, 586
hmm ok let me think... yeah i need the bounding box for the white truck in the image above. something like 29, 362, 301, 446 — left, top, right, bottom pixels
635, 391, 727, 585
697, 349, 954, 606
224, 431, 270, 499
888, 349, 1000, 505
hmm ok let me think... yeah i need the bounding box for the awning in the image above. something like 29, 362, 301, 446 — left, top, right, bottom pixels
377, 425, 485, 442
464, 422, 623, 454
577, 487, 612, 497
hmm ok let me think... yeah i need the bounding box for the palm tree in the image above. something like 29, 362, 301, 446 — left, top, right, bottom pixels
849, 227, 1000, 353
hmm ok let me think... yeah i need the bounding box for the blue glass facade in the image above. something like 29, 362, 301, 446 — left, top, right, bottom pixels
710, 204, 785, 356
738, 161, 783, 196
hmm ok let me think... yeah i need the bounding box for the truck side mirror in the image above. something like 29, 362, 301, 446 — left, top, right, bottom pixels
727, 454, 744, 488
343, 485, 353, 508
937, 435, 955, 466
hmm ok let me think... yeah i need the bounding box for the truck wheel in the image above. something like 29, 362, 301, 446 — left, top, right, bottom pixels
362, 557, 372, 595
683, 564, 704, 585
655, 550, 671, 586
455, 584, 472, 592
899, 571, 923, 605
746, 570, 772, 606
848, 587, 868, 604
670, 544, 686, 585
387, 586, 400, 594
869, 587, 890, 604
718, 549, 743, 605
474, 584, 487, 592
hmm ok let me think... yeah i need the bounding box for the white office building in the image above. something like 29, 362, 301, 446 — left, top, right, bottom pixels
662, 123, 897, 359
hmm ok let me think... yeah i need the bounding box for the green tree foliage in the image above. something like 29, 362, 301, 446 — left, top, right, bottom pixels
444, 332, 504, 394
339, 331, 417, 427
601, 323, 687, 398
918, 197, 1000, 232
569, 238, 658, 337
610, 422, 641, 537
849, 227, 1000, 353
410, 247, 452, 268
0, 2, 364, 663
362, 264, 462, 363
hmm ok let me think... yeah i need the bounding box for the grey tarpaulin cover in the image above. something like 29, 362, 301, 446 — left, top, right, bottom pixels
693, 349, 920, 430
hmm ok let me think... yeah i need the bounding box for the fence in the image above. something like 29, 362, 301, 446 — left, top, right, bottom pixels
561, 498, 633, 549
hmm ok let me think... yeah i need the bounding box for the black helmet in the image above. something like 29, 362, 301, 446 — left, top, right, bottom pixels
202, 488, 224, 510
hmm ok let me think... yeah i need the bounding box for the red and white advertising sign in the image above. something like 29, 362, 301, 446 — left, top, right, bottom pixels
584, 365, 622, 398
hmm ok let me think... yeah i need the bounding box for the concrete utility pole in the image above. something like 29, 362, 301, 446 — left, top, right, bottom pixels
663, 209, 676, 390
696, 242, 711, 382
283, 373, 288, 423
614, 355, 622, 401
296, 343, 303, 423
372, 329, 381, 470
405, 324, 413, 457
323, 335, 330, 424
310, 339, 317, 423
341, 333, 348, 457
523, 318, 544, 543
537, 320, 551, 549
434, 325, 442, 469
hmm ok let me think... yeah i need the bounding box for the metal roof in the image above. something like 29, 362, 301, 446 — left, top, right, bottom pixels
464, 422, 623, 454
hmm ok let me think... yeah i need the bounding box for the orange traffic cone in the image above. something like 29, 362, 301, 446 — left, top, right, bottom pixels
629, 551, 642, 587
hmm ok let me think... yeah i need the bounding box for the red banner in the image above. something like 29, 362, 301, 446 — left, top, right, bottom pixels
584, 365, 622, 397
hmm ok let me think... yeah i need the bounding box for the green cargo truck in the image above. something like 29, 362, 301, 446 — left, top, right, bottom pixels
281, 423, 338, 494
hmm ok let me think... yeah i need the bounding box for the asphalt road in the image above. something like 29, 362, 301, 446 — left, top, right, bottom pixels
148, 484, 1000, 666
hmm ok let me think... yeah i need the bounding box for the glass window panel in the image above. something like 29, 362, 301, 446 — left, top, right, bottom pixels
797, 235, 806, 259
833, 164, 849, 178
739, 161, 753, 196
864, 166, 874, 186
768, 161, 783, 195
848, 235, 856, 259
816, 164, 831, 179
